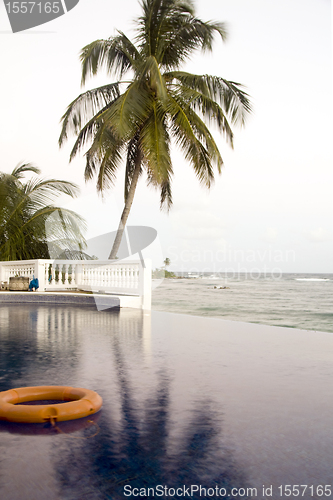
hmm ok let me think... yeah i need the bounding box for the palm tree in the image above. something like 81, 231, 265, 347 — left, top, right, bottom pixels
59, 0, 251, 259
0, 163, 86, 261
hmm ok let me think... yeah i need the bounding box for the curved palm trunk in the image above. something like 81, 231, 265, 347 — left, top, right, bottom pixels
108, 159, 142, 260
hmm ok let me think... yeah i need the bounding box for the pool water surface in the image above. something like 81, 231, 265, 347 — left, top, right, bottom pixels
0, 304, 333, 500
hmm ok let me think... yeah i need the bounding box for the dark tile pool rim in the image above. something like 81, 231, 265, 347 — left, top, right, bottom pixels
0, 291, 120, 309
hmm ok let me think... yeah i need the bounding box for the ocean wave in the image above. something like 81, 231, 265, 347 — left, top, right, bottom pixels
295, 278, 331, 281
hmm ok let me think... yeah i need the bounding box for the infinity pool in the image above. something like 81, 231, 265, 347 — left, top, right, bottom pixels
0, 304, 332, 500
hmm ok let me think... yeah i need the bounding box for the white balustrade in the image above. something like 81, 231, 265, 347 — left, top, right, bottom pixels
77, 261, 141, 295
0, 259, 151, 309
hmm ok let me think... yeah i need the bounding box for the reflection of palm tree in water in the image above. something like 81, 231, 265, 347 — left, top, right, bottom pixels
55, 333, 249, 499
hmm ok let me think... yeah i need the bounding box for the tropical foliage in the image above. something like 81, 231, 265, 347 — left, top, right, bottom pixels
59, 0, 252, 258
152, 267, 175, 278
0, 163, 86, 261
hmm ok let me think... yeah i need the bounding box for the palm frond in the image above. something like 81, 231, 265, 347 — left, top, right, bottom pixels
161, 19, 227, 69
166, 94, 217, 186
59, 83, 120, 147
169, 83, 233, 147
166, 72, 252, 125
68, 97, 120, 162
140, 101, 172, 186
137, 0, 227, 68
80, 33, 141, 86
11, 163, 40, 179
159, 178, 172, 209
138, 55, 168, 101
103, 80, 154, 139
23, 178, 80, 206
84, 127, 124, 192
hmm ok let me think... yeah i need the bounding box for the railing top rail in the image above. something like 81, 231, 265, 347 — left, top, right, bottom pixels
79, 261, 140, 266
0, 259, 52, 266
0, 259, 142, 266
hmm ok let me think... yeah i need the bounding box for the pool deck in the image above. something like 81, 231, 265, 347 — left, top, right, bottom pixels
0, 291, 121, 309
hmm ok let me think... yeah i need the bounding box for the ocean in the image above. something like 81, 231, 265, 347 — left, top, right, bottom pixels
152, 273, 333, 333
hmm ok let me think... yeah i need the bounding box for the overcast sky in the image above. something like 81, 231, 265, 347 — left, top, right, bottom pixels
0, 0, 332, 273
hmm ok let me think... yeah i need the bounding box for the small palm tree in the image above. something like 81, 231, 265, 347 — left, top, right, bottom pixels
59, 0, 251, 259
164, 257, 170, 269
0, 163, 86, 261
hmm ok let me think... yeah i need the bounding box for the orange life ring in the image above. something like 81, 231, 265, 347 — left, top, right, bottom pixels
0, 386, 103, 423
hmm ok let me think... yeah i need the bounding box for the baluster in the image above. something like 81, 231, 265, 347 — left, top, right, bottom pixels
118, 267, 121, 289
129, 266, 134, 289
128, 266, 132, 288
44, 263, 48, 288
121, 266, 124, 287
64, 264, 69, 286
124, 266, 129, 288
111, 267, 115, 287
71, 264, 75, 286
123, 266, 127, 289
105, 267, 109, 287
131, 266, 134, 285
129, 266, 133, 289
49, 265, 54, 285
130, 266, 134, 289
